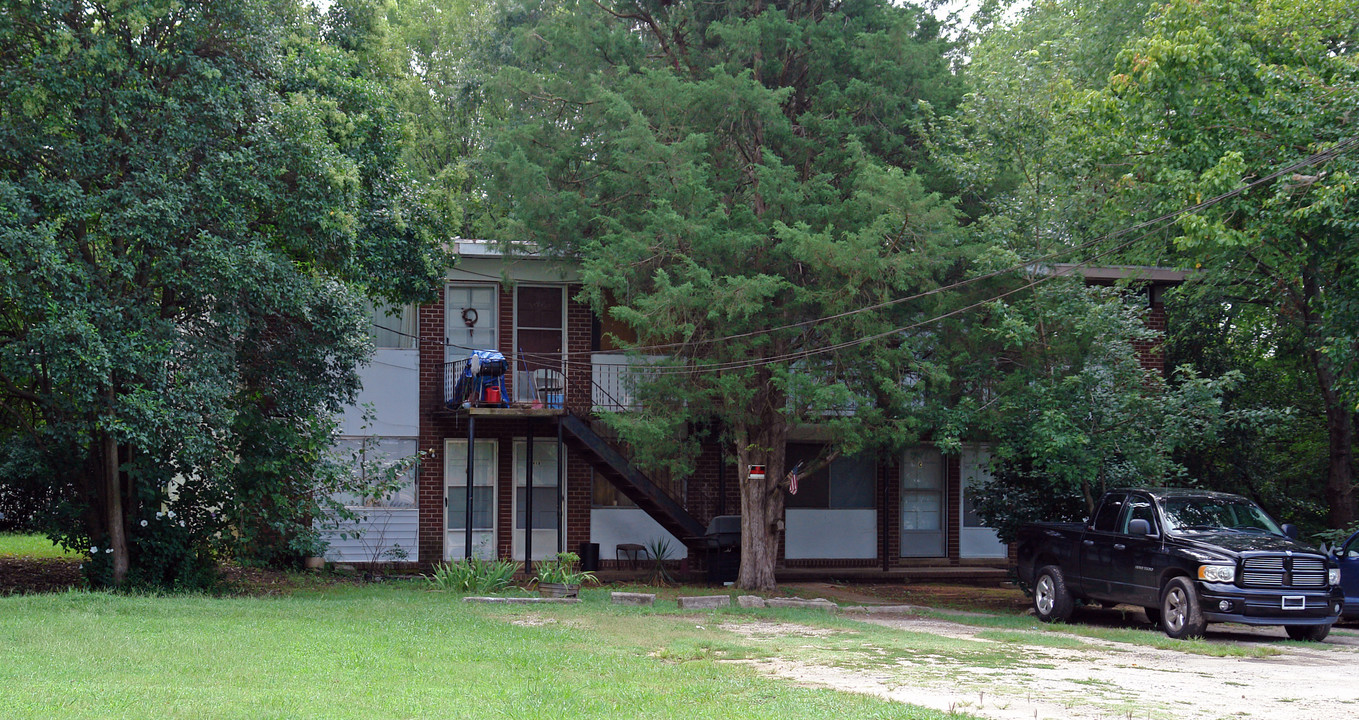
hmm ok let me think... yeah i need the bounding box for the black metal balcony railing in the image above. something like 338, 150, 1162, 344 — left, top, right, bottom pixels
442, 351, 670, 413
590, 353, 662, 413
444, 351, 569, 410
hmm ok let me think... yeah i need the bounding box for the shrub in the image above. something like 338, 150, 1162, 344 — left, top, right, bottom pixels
425, 557, 520, 593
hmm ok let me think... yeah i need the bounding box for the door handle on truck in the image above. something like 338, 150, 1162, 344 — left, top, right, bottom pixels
1114, 543, 1126, 551
1083, 540, 1094, 546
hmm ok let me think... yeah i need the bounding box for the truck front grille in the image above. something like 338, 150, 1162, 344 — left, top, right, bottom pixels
1240, 556, 1327, 588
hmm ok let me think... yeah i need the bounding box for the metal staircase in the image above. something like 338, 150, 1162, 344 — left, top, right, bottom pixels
558, 414, 706, 546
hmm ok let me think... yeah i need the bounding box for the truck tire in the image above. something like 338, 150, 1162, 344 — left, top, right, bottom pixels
1160, 576, 1206, 639
1285, 624, 1330, 642
1033, 566, 1074, 623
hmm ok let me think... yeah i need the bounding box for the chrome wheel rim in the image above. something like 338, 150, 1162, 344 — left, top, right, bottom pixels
1165, 587, 1187, 632
1036, 575, 1055, 615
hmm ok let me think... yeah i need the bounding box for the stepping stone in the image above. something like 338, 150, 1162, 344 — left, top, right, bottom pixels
463, 596, 580, 604
611, 592, 656, 606
677, 595, 731, 609
737, 595, 766, 608
766, 597, 839, 611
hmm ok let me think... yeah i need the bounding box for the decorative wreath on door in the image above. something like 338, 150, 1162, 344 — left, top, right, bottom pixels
461, 308, 478, 327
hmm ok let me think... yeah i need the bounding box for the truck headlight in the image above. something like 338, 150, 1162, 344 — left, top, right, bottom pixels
1198, 564, 1236, 583
1330, 568, 1341, 586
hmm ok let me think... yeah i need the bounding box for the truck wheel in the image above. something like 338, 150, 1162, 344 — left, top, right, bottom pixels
1143, 607, 1161, 626
1033, 566, 1073, 622
1285, 624, 1330, 642
1160, 576, 1206, 639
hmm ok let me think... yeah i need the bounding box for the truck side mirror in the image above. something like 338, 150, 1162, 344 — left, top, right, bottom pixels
1281, 523, 1299, 540
1128, 518, 1152, 536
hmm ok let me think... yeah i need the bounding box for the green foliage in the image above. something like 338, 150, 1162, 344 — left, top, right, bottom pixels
425, 557, 521, 593
534, 551, 598, 587
0, 0, 442, 587
964, 280, 1240, 541
478, 0, 967, 589
953, 0, 1359, 530
1077, 0, 1359, 526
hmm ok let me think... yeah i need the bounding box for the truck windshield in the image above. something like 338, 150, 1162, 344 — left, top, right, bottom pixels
1160, 497, 1284, 535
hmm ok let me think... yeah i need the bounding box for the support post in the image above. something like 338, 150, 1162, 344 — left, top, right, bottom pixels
557, 417, 565, 553
525, 420, 534, 573
465, 415, 475, 559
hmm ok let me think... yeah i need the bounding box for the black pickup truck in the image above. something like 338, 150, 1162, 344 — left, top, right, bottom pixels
1016, 489, 1343, 640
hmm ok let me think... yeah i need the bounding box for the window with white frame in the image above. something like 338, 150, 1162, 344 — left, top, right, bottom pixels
365, 302, 417, 349
514, 439, 560, 531
332, 437, 418, 507
446, 285, 498, 354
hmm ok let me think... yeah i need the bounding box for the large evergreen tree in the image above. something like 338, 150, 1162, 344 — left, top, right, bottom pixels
481, 0, 965, 590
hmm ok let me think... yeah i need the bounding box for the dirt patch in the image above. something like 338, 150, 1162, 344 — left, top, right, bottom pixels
719, 620, 836, 639
734, 612, 1359, 720
783, 581, 1032, 614
510, 615, 559, 627
0, 556, 370, 596
0, 557, 83, 595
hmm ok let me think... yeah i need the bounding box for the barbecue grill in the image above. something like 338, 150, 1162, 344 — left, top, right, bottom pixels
694, 515, 741, 584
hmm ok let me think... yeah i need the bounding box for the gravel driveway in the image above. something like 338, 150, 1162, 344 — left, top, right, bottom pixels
741, 610, 1359, 720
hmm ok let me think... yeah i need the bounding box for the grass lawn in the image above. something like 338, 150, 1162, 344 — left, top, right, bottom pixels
0, 582, 978, 720
0, 533, 79, 559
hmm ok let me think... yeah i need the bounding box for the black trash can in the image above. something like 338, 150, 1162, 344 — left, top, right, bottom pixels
578, 541, 600, 571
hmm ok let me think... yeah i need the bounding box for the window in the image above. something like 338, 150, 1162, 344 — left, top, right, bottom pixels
332, 437, 418, 507
785, 445, 876, 510
515, 286, 565, 402
1119, 496, 1158, 534
900, 450, 943, 532
366, 302, 417, 349
446, 440, 496, 531
593, 470, 637, 508
514, 439, 560, 531
446, 285, 497, 354
1091, 493, 1127, 533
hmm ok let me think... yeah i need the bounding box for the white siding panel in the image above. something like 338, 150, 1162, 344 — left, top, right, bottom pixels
322, 508, 419, 564
590, 508, 688, 560
339, 348, 418, 436
784, 509, 877, 559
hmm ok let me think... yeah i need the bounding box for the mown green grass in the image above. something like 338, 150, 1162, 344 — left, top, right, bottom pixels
0, 584, 978, 720
0, 533, 77, 559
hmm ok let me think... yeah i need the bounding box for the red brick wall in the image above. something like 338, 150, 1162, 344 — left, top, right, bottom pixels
417, 287, 448, 564
418, 280, 597, 565
1134, 299, 1168, 375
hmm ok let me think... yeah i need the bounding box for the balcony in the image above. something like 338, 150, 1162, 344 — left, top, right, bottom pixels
591, 353, 665, 413
443, 352, 566, 415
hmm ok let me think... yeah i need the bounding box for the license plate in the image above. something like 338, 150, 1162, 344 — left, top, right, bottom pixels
1282, 596, 1306, 610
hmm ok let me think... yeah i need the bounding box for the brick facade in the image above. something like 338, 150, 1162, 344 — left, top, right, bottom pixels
417, 265, 1175, 572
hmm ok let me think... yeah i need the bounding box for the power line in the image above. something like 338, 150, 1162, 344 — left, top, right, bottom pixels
443, 137, 1357, 376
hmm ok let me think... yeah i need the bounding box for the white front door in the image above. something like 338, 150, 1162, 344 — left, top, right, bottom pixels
445, 439, 498, 560
900, 449, 946, 557
959, 446, 1007, 558
511, 438, 563, 561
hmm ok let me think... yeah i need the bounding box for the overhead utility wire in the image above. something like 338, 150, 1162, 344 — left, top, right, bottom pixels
455, 137, 1358, 373
644, 137, 1359, 374
602, 136, 1359, 356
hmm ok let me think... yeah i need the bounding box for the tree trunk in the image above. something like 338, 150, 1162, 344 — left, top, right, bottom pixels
103, 430, 129, 585
1315, 361, 1356, 529
733, 409, 788, 592
1302, 269, 1356, 529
